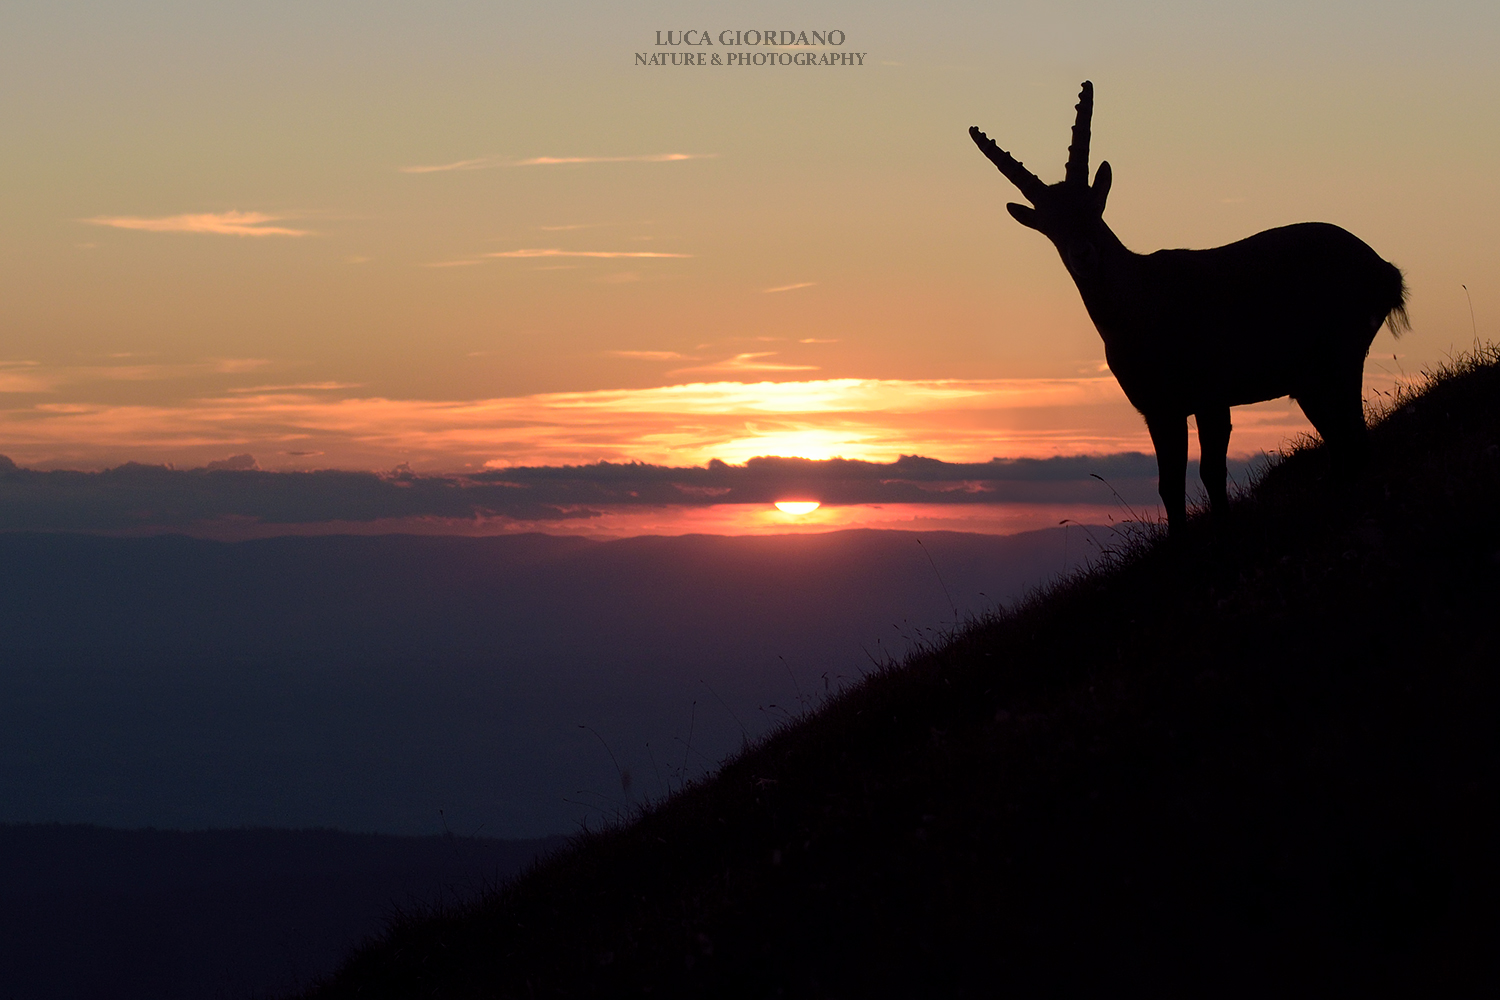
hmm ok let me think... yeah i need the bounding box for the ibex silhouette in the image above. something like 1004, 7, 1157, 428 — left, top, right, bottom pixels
971, 82, 1408, 535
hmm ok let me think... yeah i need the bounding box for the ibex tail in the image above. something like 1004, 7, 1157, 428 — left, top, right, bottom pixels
1383, 262, 1411, 338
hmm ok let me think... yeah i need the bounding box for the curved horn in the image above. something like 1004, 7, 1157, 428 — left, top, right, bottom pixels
969, 126, 1048, 204
1065, 80, 1093, 187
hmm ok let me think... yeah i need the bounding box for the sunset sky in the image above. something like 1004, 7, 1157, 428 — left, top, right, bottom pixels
2, 2, 1496, 484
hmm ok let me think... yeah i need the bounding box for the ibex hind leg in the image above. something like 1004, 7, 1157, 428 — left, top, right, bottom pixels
1145, 412, 1189, 536
1294, 367, 1369, 480
1195, 406, 1233, 520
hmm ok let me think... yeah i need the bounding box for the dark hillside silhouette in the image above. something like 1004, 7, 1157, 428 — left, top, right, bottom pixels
971, 82, 1408, 533
302, 349, 1500, 996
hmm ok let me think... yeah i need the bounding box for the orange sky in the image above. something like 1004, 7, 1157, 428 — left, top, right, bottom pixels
0, 366, 1366, 473
1, 2, 1495, 480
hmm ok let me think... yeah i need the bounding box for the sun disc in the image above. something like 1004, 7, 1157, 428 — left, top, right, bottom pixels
774, 501, 821, 515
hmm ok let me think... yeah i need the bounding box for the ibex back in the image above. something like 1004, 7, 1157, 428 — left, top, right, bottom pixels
971, 82, 1408, 535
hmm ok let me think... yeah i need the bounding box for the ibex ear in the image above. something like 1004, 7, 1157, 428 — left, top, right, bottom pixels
1006, 203, 1041, 230
1092, 161, 1112, 212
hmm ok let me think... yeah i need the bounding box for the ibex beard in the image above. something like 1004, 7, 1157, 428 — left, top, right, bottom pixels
971, 81, 1408, 536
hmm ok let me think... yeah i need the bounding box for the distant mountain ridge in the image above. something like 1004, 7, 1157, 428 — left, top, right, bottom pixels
0, 823, 560, 1000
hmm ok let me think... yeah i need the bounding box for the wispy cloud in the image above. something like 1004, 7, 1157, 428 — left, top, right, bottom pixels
668, 353, 820, 376
0, 362, 55, 393
608, 350, 694, 361
0, 374, 1346, 477
765, 282, 817, 293
398, 156, 500, 174
226, 382, 364, 394
399, 153, 714, 174
210, 359, 273, 374
514, 154, 709, 167
486, 248, 692, 259
799, 338, 840, 344
82, 211, 310, 237
0, 358, 270, 393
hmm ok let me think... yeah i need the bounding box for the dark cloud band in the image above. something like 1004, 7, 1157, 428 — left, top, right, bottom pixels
0, 452, 1268, 532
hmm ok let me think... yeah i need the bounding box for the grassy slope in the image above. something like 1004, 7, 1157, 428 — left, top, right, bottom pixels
306, 352, 1500, 998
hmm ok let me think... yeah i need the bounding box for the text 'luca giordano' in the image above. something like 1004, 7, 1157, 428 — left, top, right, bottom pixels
637, 30, 866, 67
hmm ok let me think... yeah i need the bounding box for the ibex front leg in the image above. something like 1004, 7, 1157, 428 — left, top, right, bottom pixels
1196, 406, 1232, 520
1145, 412, 1188, 536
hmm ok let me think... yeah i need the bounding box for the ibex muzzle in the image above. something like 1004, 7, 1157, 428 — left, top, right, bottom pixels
971, 82, 1408, 535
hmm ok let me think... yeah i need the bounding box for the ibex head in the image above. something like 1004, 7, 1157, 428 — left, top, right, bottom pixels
970, 81, 1112, 279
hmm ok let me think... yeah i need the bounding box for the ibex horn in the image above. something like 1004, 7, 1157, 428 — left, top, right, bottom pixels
1065, 80, 1093, 187
968, 126, 1049, 204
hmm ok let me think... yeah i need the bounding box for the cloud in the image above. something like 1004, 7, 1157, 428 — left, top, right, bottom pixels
82, 211, 310, 237
0, 362, 59, 394
764, 282, 817, 293
667, 353, 821, 376
485, 249, 692, 259
3, 449, 1264, 533
211, 359, 273, 374
0, 358, 271, 393
399, 153, 713, 174
398, 156, 500, 174
90, 359, 269, 382
225, 382, 363, 394
204, 453, 259, 471
402, 157, 501, 175
512, 154, 709, 167
609, 351, 693, 361
0, 372, 1336, 475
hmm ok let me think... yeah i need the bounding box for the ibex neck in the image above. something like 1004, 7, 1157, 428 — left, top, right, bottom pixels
1066, 225, 1143, 347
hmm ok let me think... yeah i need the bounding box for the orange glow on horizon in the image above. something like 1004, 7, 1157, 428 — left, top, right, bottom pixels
97, 502, 1151, 542
0, 371, 1339, 473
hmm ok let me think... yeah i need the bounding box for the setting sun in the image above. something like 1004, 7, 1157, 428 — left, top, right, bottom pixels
774, 501, 821, 515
